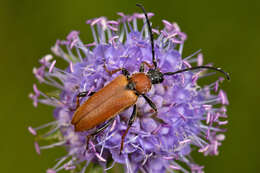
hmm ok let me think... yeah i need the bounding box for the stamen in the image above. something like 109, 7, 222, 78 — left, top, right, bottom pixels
218, 120, 228, 125
213, 141, 219, 155
182, 60, 192, 68
64, 164, 76, 170
75, 47, 83, 62
107, 25, 118, 31
197, 53, 203, 66
206, 112, 211, 124
66, 31, 79, 40
107, 20, 119, 25
47, 169, 56, 173
80, 161, 90, 173
218, 90, 229, 105
69, 61, 74, 73
216, 134, 225, 141
133, 17, 138, 31
162, 20, 173, 31
198, 145, 209, 153
34, 141, 41, 154
85, 42, 96, 47
34, 121, 57, 130
33, 84, 40, 96
179, 43, 184, 55
104, 161, 115, 171
152, 28, 159, 35
39, 54, 53, 65
70, 38, 78, 49
42, 125, 60, 137
91, 17, 102, 26
191, 73, 199, 85
95, 152, 106, 162
28, 126, 37, 136
179, 139, 191, 145
109, 36, 119, 46
169, 165, 181, 170
90, 26, 98, 44
171, 39, 183, 44
53, 156, 69, 170
40, 141, 66, 150
49, 60, 56, 73
125, 156, 133, 173
110, 119, 117, 132
166, 32, 178, 39
184, 49, 202, 61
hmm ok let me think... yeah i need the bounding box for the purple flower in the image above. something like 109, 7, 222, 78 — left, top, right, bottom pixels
29, 9, 229, 173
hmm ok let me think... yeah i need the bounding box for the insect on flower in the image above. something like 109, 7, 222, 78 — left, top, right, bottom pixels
29, 3, 230, 173
71, 4, 230, 154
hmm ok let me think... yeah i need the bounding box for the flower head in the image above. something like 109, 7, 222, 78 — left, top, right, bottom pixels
29, 8, 229, 173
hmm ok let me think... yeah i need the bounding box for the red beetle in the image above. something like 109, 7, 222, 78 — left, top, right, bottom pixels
71, 4, 230, 153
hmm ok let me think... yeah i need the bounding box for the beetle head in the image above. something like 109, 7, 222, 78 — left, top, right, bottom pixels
147, 68, 164, 84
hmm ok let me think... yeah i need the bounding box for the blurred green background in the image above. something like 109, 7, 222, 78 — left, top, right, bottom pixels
1, 0, 259, 172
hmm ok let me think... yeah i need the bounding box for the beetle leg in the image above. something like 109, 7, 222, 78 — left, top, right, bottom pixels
142, 94, 157, 113
103, 64, 130, 79
85, 118, 115, 150
103, 64, 123, 75
139, 61, 154, 72
69, 91, 95, 111
76, 91, 95, 109
120, 104, 137, 154
91, 118, 115, 136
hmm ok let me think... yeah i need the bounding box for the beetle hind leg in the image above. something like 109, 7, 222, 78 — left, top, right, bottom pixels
120, 104, 137, 154
84, 118, 115, 152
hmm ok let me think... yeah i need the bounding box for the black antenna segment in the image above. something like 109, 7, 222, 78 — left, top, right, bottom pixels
136, 4, 157, 69
164, 66, 230, 80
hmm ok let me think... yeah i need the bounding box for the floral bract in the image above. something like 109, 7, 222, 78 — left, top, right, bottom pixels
29, 11, 228, 173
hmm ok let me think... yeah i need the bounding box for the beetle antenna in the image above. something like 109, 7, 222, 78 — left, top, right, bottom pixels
164, 66, 230, 80
136, 4, 157, 69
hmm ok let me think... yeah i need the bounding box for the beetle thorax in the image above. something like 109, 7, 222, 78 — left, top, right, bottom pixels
130, 73, 152, 94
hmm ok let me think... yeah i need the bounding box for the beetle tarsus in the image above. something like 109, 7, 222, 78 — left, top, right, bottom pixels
83, 135, 91, 156
120, 104, 137, 154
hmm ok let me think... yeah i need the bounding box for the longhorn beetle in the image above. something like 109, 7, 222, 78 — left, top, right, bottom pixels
71, 4, 230, 154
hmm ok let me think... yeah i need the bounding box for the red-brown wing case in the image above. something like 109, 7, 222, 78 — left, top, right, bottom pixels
71, 75, 138, 131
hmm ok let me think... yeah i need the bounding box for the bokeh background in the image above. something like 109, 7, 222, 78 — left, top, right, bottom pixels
1, 0, 259, 172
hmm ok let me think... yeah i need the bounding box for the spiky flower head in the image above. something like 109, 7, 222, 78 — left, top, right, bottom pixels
29, 9, 229, 173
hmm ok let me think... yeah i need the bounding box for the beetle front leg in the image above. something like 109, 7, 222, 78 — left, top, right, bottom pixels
120, 104, 137, 154
103, 64, 130, 78
142, 94, 157, 113
139, 61, 154, 72
103, 64, 123, 75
